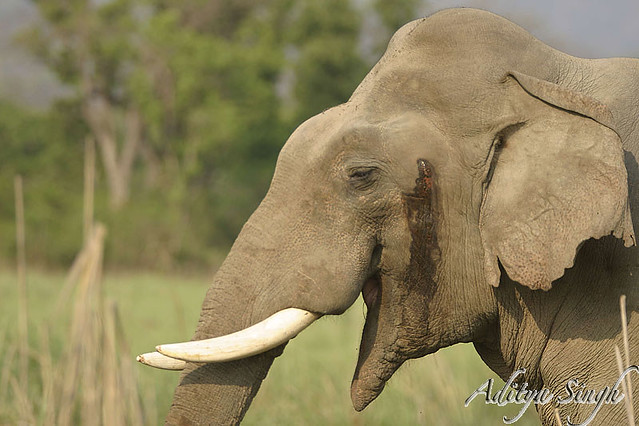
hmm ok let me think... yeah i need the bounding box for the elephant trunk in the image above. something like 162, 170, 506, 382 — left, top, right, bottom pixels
165, 212, 302, 425
165, 353, 277, 425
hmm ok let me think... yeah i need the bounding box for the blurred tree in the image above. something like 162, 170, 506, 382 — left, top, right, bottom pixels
0, 100, 85, 265
125, 1, 289, 263
12, 0, 424, 269
23, 0, 144, 211
374, 0, 421, 32
285, 0, 369, 125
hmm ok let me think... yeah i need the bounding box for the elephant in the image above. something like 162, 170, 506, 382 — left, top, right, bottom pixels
138, 8, 639, 425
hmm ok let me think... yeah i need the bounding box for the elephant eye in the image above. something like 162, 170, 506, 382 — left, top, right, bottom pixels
350, 169, 373, 179
348, 167, 378, 190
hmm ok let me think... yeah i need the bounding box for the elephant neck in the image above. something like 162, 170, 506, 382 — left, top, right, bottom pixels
477, 234, 639, 422
474, 272, 561, 390
483, 236, 637, 380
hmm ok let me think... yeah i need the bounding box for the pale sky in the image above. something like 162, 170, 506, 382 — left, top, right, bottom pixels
1, 0, 638, 108
426, 0, 639, 58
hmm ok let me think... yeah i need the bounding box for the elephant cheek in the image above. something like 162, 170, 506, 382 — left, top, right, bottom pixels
351, 158, 440, 411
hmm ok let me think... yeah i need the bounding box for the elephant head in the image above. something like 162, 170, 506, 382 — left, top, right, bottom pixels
138, 8, 636, 424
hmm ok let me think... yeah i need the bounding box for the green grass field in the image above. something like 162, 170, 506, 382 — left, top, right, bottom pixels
0, 269, 540, 425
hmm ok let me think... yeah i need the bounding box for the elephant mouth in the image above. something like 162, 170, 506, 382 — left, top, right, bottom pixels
362, 273, 381, 309
350, 270, 406, 411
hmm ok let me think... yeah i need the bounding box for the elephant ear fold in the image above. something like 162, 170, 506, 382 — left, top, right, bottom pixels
479, 73, 635, 290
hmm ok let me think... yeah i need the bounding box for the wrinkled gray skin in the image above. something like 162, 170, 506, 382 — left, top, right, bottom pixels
165, 9, 639, 425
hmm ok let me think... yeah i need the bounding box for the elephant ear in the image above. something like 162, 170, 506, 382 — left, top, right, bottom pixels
479, 72, 635, 290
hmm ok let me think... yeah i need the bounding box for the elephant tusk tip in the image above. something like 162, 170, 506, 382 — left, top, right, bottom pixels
155, 345, 169, 354
136, 351, 187, 370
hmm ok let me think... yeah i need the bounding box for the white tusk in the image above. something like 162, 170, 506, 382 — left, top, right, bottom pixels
156, 308, 320, 363
136, 351, 187, 370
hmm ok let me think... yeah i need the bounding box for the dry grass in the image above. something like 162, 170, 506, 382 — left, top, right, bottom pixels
0, 225, 155, 425
2, 150, 154, 424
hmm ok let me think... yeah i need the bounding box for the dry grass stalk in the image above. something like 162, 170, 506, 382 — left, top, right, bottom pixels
3, 138, 154, 424
621, 295, 634, 403
57, 224, 106, 426
102, 295, 123, 426
10, 376, 35, 425
617, 294, 636, 426
14, 175, 28, 392
553, 406, 563, 425
81, 227, 104, 426
83, 136, 95, 244
111, 300, 146, 425
0, 343, 17, 413
615, 345, 634, 425
36, 327, 56, 426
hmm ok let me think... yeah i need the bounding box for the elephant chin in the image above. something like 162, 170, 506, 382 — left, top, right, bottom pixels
350, 274, 404, 411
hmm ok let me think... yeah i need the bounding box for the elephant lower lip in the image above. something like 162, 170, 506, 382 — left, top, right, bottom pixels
362, 275, 380, 309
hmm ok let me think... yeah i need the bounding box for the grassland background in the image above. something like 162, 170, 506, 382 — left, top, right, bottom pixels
0, 269, 540, 425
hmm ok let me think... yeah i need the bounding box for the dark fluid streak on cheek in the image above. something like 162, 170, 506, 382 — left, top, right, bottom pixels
397, 159, 440, 355
415, 159, 434, 196
405, 159, 438, 259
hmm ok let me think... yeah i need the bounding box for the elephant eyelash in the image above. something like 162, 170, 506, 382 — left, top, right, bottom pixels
348, 167, 378, 190
349, 169, 374, 180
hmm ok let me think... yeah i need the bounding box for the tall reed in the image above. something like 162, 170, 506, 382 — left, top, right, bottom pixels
0, 138, 155, 425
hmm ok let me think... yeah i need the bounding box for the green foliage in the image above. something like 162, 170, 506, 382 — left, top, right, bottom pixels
7, 0, 426, 269
23, 0, 138, 99
374, 0, 422, 31
126, 5, 288, 261
0, 101, 85, 266
287, 0, 369, 124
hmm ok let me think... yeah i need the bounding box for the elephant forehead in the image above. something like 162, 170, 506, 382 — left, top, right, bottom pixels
389, 8, 538, 61
280, 107, 386, 170
352, 59, 511, 141
351, 9, 552, 129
